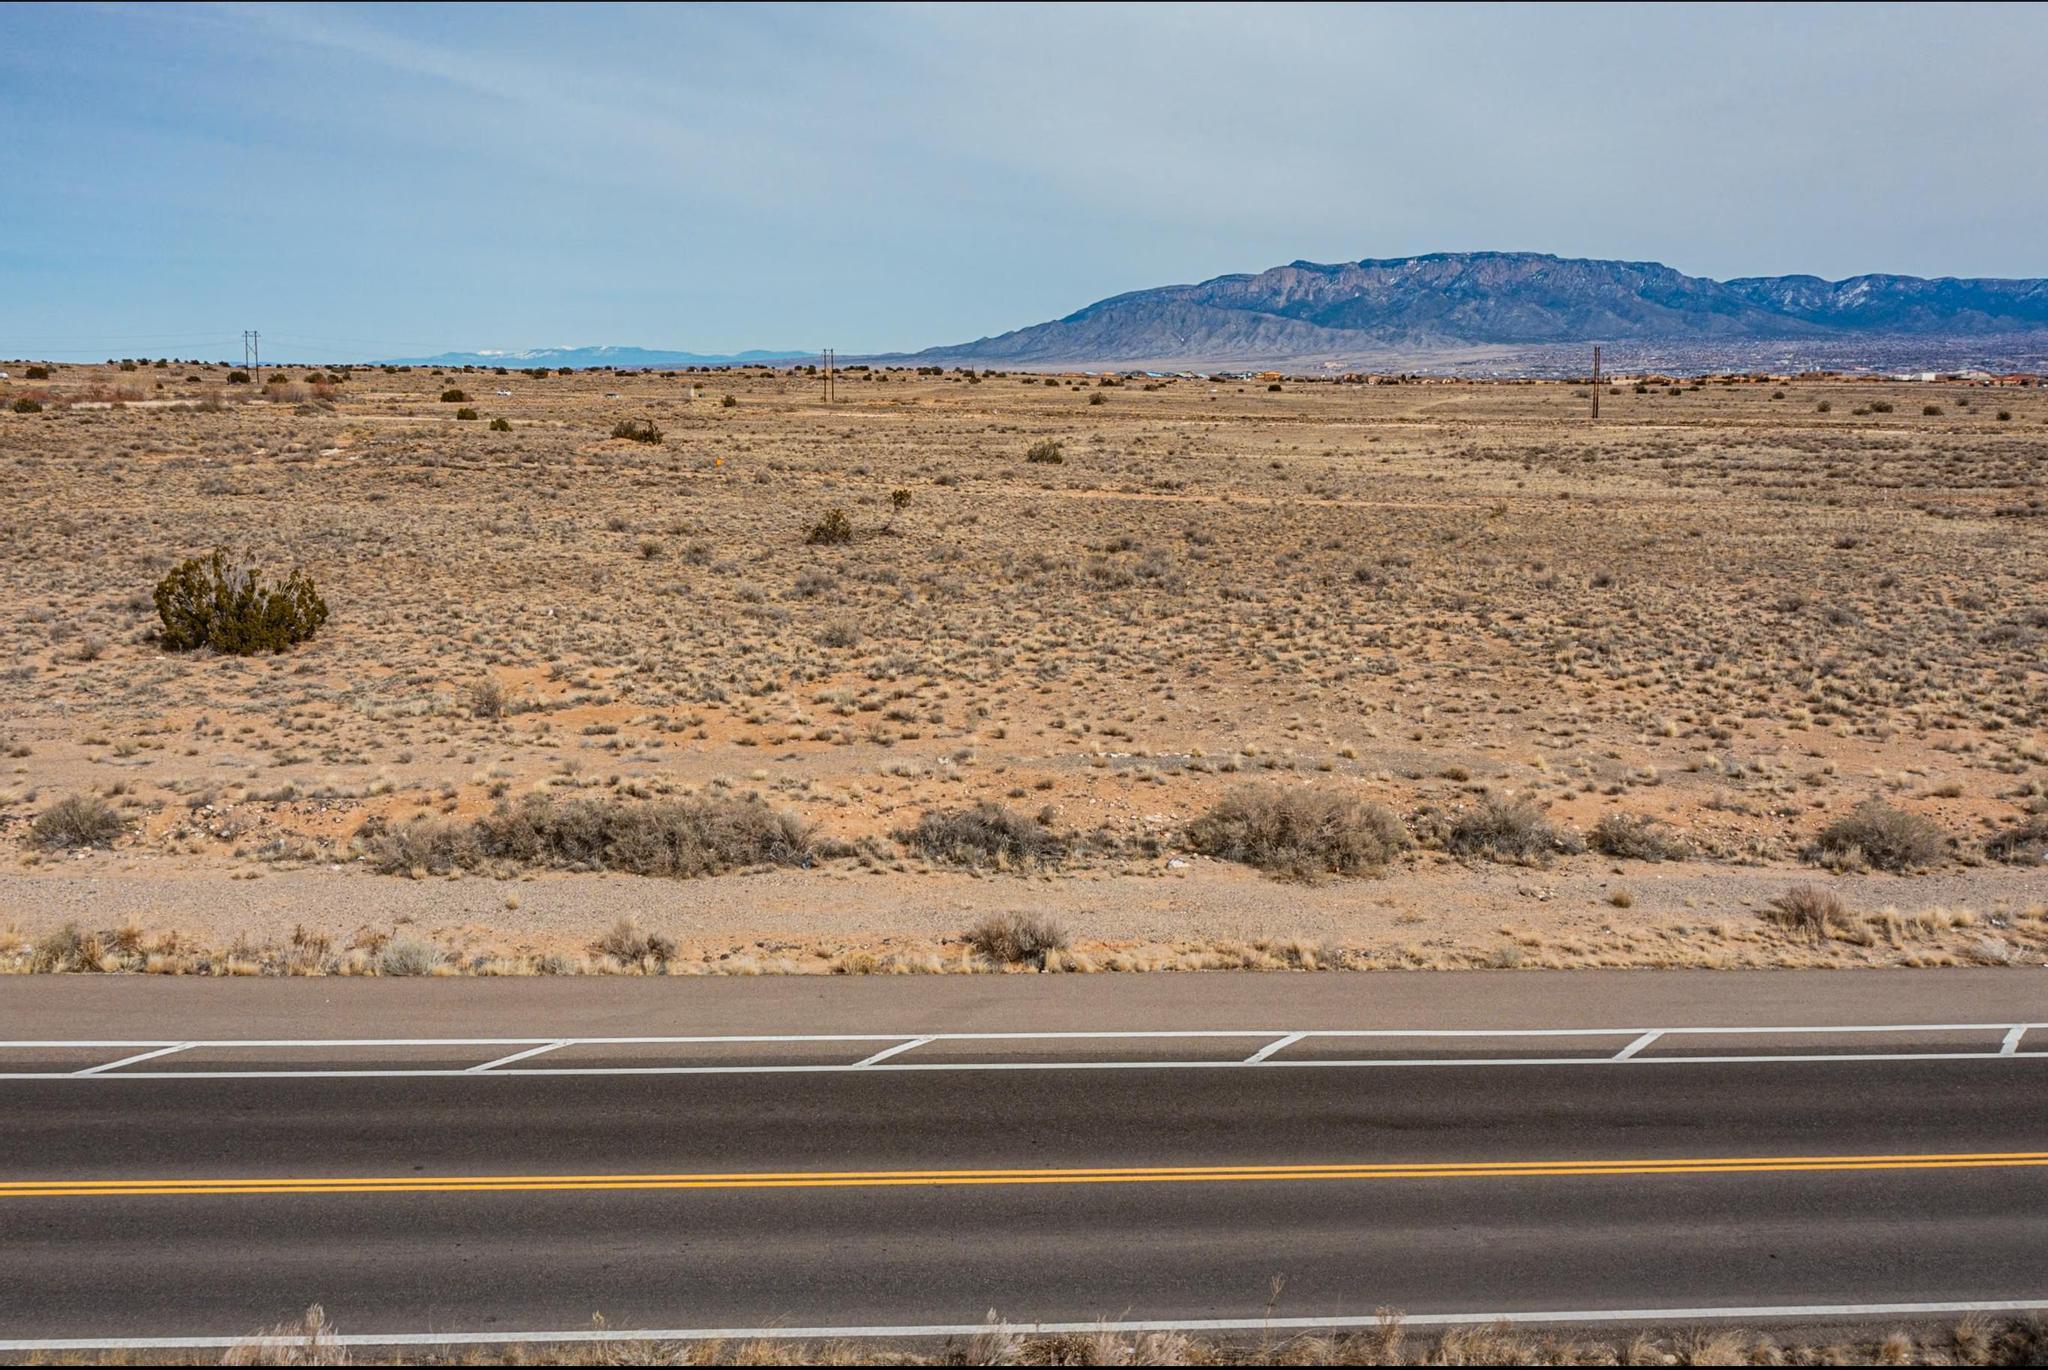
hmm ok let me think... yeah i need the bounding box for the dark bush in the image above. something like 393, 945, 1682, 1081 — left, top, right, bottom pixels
901, 803, 1065, 869
1446, 796, 1581, 864
721, 394, 737, 408
153, 548, 328, 654
1809, 800, 1947, 872
25, 365, 51, 380
804, 508, 854, 545
488, 417, 512, 432
610, 418, 662, 444
356, 793, 811, 878
454, 406, 478, 420
1985, 816, 2048, 865
440, 388, 468, 403
29, 794, 125, 850
226, 370, 250, 384
964, 912, 1069, 968
1589, 812, 1693, 862
1188, 785, 1410, 881
11, 398, 42, 414
1025, 440, 1064, 464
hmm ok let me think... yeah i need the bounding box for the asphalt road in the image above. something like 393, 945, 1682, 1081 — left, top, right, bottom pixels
0, 970, 2044, 1347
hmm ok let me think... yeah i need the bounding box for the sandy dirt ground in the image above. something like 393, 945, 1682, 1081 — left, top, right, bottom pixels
1, 360, 2043, 972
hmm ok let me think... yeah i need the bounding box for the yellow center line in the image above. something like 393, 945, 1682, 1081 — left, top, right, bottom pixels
4, 1151, 2046, 1198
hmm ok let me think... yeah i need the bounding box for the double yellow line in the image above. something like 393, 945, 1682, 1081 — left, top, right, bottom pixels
5, 1151, 2046, 1199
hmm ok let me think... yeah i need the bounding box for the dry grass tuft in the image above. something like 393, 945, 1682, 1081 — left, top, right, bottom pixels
964, 912, 1070, 968
1762, 884, 1850, 938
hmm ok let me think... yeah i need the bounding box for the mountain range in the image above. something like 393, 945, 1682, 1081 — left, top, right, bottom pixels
379, 254, 2048, 376
895, 252, 2048, 371
383, 345, 811, 370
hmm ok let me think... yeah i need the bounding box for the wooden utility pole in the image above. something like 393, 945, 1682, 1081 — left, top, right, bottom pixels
1591, 344, 1601, 419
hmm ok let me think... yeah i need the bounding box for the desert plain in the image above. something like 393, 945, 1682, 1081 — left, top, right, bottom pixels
1, 360, 2043, 974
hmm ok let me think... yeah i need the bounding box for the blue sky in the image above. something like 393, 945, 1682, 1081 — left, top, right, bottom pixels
4, 2, 2045, 362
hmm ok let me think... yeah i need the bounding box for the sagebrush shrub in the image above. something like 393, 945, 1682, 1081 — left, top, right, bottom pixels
1590, 812, 1693, 862
1809, 800, 1946, 872
153, 548, 329, 654
356, 794, 812, 878
902, 803, 1065, 869
29, 793, 125, 850
610, 418, 662, 443
1446, 796, 1580, 864
1025, 440, 1065, 464
11, 398, 42, 414
440, 388, 468, 402
1189, 785, 1410, 881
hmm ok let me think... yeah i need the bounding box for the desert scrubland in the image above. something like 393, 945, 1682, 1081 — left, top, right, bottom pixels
0, 360, 2043, 974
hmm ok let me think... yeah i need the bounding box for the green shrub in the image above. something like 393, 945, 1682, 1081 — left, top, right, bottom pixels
965, 912, 1069, 968
1922, 404, 1943, 416
804, 507, 854, 545
1446, 796, 1581, 864
11, 398, 42, 414
1025, 440, 1065, 464
454, 406, 478, 420
25, 365, 51, 380
1809, 799, 1947, 872
1589, 812, 1693, 862
227, 370, 251, 384
1188, 785, 1410, 881
29, 793, 125, 850
153, 548, 329, 654
610, 417, 662, 443
488, 417, 512, 432
440, 388, 468, 403
902, 803, 1065, 870
721, 394, 737, 408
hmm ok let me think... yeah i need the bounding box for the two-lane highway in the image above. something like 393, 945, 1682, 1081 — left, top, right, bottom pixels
0, 969, 2043, 1353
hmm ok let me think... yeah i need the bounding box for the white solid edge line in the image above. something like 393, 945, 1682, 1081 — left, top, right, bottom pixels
7, 1297, 2048, 1351
853, 1036, 933, 1068
0, 1023, 2040, 1050
3, 1048, 2044, 1081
